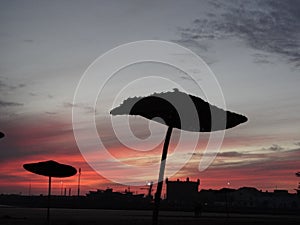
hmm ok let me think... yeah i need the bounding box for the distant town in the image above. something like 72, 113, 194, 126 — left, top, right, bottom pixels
1, 178, 299, 215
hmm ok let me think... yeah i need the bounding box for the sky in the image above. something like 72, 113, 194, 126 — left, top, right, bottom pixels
0, 0, 300, 196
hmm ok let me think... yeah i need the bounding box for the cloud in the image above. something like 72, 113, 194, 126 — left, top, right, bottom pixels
188, 151, 241, 158
0, 115, 77, 163
28, 92, 54, 99
1, 113, 299, 194
188, 150, 267, 159
178, 147, 300, 191
45, 111, 57, 115
264, 144, 284, 151
294, 142, 300, 146
0, 100, 23, 107
218, 151, 244, 157
177, 0, 300, 66
63, 102, 75, 108
0, 80, 6, 89
252, 53, 274, 64
185, 145, 299, 173
63, 102, 94, 114
29, 92, 37, 96
0, 79, 26, 91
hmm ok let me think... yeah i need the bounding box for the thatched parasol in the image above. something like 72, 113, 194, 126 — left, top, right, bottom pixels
110, 89, 247, 225
23, 160, 77, 220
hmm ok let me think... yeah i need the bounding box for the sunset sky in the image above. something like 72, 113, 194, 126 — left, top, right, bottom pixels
1, 0, 300, 196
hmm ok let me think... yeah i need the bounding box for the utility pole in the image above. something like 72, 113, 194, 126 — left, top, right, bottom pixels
60, 181, 63, 196
28, 179, 31, 196
77, 168, 81, 196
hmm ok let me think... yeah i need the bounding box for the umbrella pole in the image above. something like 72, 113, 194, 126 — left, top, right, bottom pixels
47, 176, 51, 221
152, 126, 173, 225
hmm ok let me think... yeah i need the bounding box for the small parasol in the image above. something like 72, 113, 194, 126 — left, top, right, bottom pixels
110, 89, 247, 225
23, 160, 77, 221
0, 132, 4, 139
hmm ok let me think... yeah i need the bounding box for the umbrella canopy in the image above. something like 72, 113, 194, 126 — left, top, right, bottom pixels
0, 132, 4, 139
23, 160, 77, 221
296, 172, 300, 177
23, 160, 77, 178
110, 89, 247, 132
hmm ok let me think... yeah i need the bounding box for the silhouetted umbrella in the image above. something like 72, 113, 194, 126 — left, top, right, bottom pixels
110, 89, 247, 225
23, 160, 77, 221
0, 132, 4, 139
296, 172, 300, 177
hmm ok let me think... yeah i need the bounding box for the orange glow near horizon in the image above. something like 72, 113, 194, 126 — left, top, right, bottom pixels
0, 116, 299, 196
1, 146, 299, 195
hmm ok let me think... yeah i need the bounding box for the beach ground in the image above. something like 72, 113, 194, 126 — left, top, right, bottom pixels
0, 207, 299, 225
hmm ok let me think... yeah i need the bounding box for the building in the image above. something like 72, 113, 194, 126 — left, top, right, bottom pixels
166, 177, 200, 205
198, 187, 300, 213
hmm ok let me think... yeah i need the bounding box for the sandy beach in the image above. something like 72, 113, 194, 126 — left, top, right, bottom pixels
0, 207, 300, 225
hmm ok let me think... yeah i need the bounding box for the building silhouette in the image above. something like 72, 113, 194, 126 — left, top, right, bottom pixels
0, 178, 299, 214
166, 177, 200, 208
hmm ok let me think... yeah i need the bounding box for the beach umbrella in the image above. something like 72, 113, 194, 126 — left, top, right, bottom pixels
110, 89, 247, 225
296, 172, 300, 177
23, 160, 77, 221
0, 131, 4, 139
